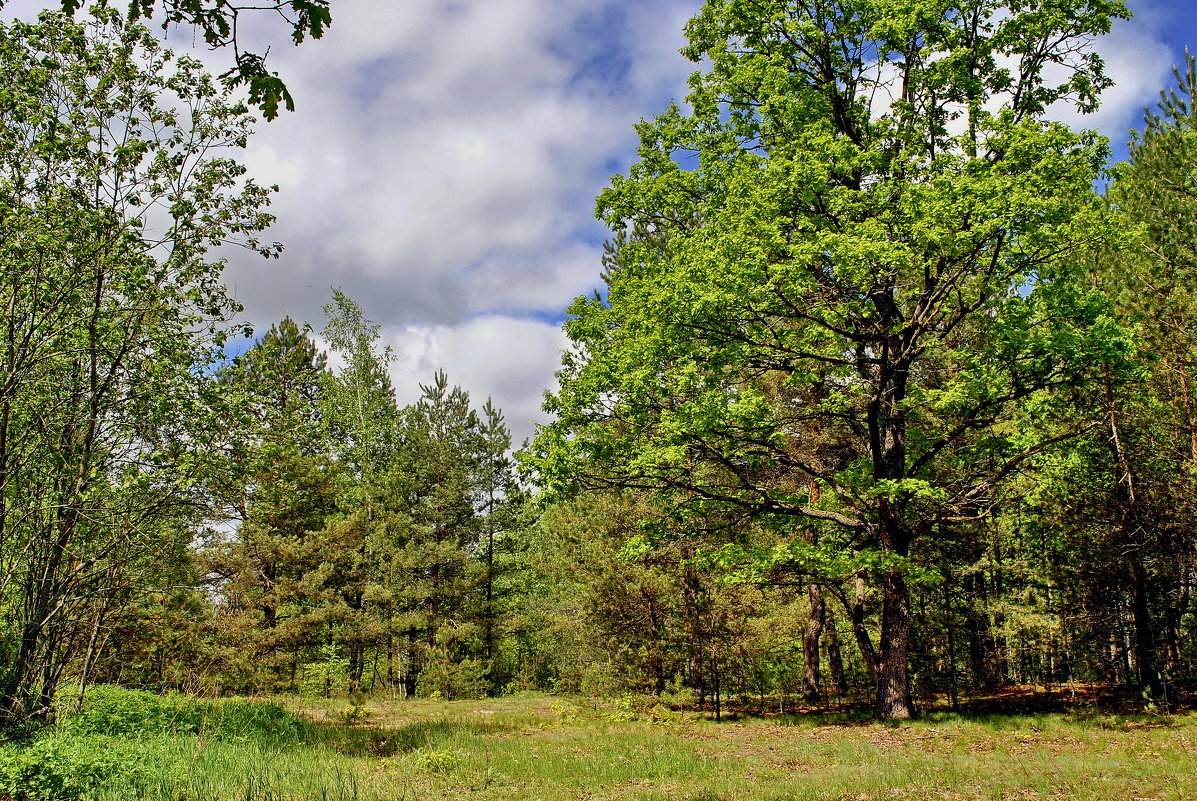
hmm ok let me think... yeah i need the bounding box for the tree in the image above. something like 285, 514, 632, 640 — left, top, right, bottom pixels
201, 317, 337, 691
313, 292, 398, 692
0, 10, 277, 724
1040, 49, 1197, 700
478, 399, 516, 668
320, 289, 398, 494
393, 373, 485, 680
533, 0, 1132, 718
59, 0, 333, 119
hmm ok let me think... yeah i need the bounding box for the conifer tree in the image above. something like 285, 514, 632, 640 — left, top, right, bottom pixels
203, 318, 336, 689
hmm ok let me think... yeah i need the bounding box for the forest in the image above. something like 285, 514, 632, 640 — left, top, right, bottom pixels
1, 0, 1197, 799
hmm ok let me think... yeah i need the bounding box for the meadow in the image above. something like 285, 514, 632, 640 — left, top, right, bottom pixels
0, 687, 1193, 801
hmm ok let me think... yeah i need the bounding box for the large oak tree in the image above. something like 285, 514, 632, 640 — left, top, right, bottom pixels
533, 0, 1134, 718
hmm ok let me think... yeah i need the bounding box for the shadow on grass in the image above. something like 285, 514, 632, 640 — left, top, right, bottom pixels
306, 716, 521, 758
700, 684, 1192, 731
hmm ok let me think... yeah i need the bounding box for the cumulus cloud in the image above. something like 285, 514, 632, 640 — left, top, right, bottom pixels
209, 0, 699, 441
1045, 0, 1175, 147
3, 0, 1187, 444
213, 0, 697, 319
383, 317, 571, 445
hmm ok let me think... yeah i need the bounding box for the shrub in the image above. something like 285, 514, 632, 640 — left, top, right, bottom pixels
299, 643, 350, 698
0, 734, 145, 801
411, 748, 459, 774
62, 685, 309, 744
416, 651, 488, 700
62, 686, 201, 737
335, 692, 371, 725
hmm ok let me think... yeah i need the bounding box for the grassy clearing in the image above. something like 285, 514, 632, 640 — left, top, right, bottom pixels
1, 688, 1195, 800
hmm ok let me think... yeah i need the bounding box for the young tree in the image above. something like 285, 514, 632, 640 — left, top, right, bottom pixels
533, 0, 1132, 718
0, 10, 277, 724
320, 290, 398, 497
478, 400, 514, 667
315, 293, 399, 691
394, 374, 485, 663
201, 318, 336, 690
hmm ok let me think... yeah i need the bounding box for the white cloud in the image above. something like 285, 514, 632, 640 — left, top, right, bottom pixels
384, 316, 571, 445
202, 0, 701, 437
218, 0, 697, 334
13, 0, 1181, 445
1045, 0, 1174, 142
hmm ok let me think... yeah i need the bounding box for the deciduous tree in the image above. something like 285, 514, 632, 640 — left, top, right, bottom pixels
0, 10, 277, 724
534, 0, 1133, 718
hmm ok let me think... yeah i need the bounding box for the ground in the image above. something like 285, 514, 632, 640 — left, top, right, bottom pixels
5, 689, 1195, 800
257, 693, 1197, 801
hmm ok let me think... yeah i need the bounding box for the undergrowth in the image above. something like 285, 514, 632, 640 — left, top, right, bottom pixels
0, 686, 1194, 800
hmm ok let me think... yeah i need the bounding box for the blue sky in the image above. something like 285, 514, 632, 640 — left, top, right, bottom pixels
1100, 0, 1197, 164
6, 0, 1196, 442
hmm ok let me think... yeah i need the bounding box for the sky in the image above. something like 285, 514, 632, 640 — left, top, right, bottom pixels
8, 0, 1197, 444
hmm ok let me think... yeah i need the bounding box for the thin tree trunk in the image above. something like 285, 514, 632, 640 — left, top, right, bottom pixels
964, 571, 995, 691
1105, 371, 1166, 701
75, 593, 111, 712
826, 615, 847, 698
1128, 557, 1166, 701
803, 583, 825, 705
842, 569, 880, 691
944, 574, 958, 710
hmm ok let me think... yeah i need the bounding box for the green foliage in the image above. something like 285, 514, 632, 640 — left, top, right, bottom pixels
199, 311, 341, 692
60, 0, 332, 120
0, 8, 276, 727
0, 734, 146, 801
300, 644, 351, 698
0, 687, 319, 801
408, 747, 459, 774
6, 0, 1192, 736
336, 692, 372, 725
63, 686, 309, 743
531, 0, 1135, 718
416, 649, 489, 701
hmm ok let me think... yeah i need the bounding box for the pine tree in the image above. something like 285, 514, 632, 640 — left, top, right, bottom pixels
203, 318, 337, 690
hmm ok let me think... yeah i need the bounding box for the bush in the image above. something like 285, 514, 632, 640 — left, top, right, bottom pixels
0, 734, 145, 801
0, 687, 323, 801
334, 692, 371, 725
411, 748, 459, 774
416, 651, 489, 700
299, 643, 350, 698
577, 661, 626, 699
61, 686, 201, 737
660, 678, 696, 710
62, 685, 310, 744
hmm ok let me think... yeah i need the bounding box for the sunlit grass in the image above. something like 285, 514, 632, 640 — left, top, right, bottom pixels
6, 690, 1196, 800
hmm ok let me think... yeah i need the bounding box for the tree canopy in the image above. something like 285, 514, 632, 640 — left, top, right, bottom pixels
57, 0, 333, 118
532, 0, 1135, 718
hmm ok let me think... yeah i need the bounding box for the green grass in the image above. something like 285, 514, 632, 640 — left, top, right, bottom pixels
2, 687, 1195, 800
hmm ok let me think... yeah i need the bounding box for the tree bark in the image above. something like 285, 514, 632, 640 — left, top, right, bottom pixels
826, 614, 847, 698
964, 571, 996, 691
1128, 556, 1166, 701
876, 564, 914, 718
1105, 372, 1166, 702
803, 583, 825, 705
